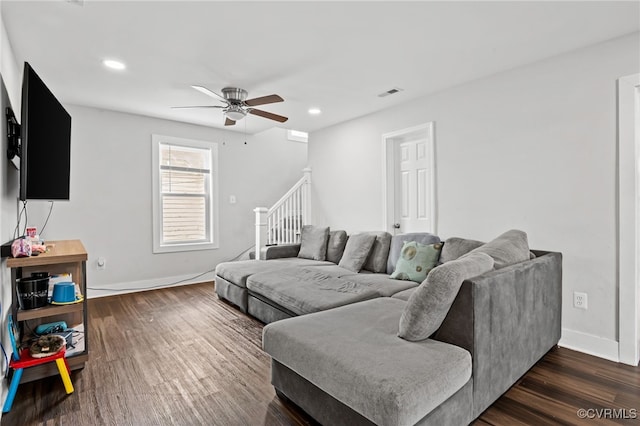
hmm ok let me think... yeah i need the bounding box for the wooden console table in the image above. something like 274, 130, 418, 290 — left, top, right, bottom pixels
7, 240, 89, 382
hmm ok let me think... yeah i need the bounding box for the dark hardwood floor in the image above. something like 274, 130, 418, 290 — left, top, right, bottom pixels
2, 283, 638, 425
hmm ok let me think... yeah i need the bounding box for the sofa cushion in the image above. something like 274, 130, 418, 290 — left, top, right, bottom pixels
263, 298, 472, 426
338, 233, 377, 272
399, 252, 494, 341
298, 225, 330, 261
270, 257, 334, 267
301, 264, 359, 278
215, 260, 286, 288
247, 268, 380, 315
439, 237, 485, 263
341, 273, 419, 297
391, 287, 416, 301
362, 231, 392, 273
468, 229, 530, 269
326, 230, 348, 264
390, 241, 443, 283
387, 232, 441, 274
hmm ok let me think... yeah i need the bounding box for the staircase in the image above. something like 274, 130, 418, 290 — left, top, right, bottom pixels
254, 168, 311, 259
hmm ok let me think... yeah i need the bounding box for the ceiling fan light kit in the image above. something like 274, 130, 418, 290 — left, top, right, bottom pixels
225, 105, 246, 121
177, 85, 288, 126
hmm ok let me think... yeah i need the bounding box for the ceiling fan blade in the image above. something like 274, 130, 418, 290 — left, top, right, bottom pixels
244, 94, 284, 107
224, 117, 236, 126
191, 85, 226, 102
171, 105, 224, 109
249, 108, 288, 123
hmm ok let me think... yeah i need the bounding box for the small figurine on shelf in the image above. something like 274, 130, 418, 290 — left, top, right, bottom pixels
25, 227, 37, 239
31, 242, 47, 255
25, 227, 47, 255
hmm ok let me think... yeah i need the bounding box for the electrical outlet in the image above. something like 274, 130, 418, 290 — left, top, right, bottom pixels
573, 291, 588, 310
97, 257, 106, 270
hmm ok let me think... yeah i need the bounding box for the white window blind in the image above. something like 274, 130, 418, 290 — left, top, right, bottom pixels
152, 135, 218, 253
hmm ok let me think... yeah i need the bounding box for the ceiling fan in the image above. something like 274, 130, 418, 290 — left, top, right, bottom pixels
173, 85, 288, 126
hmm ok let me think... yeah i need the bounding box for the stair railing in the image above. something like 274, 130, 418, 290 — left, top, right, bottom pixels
254, 168, 311, 259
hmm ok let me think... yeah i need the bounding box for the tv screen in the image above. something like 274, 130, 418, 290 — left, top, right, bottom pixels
20, 62, 71, 201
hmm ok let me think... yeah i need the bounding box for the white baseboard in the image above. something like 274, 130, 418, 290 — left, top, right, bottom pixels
87, 271, 216, 298
559, 328, 619, 362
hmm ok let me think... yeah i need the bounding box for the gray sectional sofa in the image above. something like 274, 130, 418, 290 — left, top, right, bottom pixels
214, 228, 562, 425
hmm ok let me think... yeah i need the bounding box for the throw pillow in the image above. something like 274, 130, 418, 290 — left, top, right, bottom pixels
297, 225, 330, 261
338, 233, 377, 272
398, 251, 494, 341
468, 229, 530, 269
362, 231, 392, 273
386, 232, 441, 274
439, 237, 485, 263
390, 241, 443, 283
326, 230, 348, 264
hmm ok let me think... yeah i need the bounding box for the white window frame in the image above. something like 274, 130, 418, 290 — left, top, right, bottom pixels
287, 129, 309, 143
152, 134, 219, 253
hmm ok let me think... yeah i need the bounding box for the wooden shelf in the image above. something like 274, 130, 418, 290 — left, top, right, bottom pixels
16, 302, 84, 321
7, 240, 87, 268
8, 239, 89, 384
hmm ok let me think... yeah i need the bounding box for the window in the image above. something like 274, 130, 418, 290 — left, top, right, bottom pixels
287, 129, 308, 143
152, 135, 219, 253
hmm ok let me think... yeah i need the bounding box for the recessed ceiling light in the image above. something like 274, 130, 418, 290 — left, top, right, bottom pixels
102, 59, 126, 71
308, 108, 322, 115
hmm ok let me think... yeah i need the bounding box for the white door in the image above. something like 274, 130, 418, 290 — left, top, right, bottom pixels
395, 139, 431, 233
383, 122, 436, 235
393, 137, 434, 234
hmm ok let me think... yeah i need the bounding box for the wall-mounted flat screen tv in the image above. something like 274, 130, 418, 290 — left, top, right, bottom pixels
20, 62, 71, 201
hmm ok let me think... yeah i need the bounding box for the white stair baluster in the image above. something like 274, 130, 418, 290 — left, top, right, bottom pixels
258, 168, 312, 250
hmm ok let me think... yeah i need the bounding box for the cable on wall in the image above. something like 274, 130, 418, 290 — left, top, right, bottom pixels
86, 244, 255, 293
0, 301, 10, 377
13, 201, 27, 240
39, 202, 55, 238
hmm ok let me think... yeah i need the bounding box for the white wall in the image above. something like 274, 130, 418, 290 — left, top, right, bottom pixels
24, 106, 307, 296
0, 7, 305, 405
309, 33, 640, 359
0, 10, 21, 417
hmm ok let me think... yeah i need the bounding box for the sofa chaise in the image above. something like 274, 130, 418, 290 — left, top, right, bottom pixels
214, 228, 562, 425
215, 230, 441, 322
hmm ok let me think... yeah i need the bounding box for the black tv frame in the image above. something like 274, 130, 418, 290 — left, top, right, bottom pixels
17, 62, 72, 201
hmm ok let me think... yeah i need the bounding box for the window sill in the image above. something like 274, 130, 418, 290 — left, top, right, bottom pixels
153, 241, 218, 254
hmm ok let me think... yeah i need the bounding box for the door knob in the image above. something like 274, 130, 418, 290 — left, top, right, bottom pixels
393, 223, 401, 229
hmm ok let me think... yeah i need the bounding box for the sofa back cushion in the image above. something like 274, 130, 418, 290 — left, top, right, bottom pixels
297, 225, 330, 261
390, 241, 443, 283
468, 229, 530, 269
362, 231, 392, 273
387, 232, 441, 274
439, 237, 485, 263
338, 233, 377, 272
326, 230, 348, 264
398, 251, 494, 341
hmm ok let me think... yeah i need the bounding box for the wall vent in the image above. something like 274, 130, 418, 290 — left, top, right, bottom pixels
378, 87, 403, 97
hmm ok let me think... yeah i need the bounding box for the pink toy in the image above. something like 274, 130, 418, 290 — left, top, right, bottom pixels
11, 239, 32, 258
31, 244, 47, 254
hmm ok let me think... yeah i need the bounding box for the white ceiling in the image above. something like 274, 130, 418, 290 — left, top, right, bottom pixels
2, 1, 639, 134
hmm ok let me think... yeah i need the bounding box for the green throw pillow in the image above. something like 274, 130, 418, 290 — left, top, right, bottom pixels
390, 241, 443, 283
